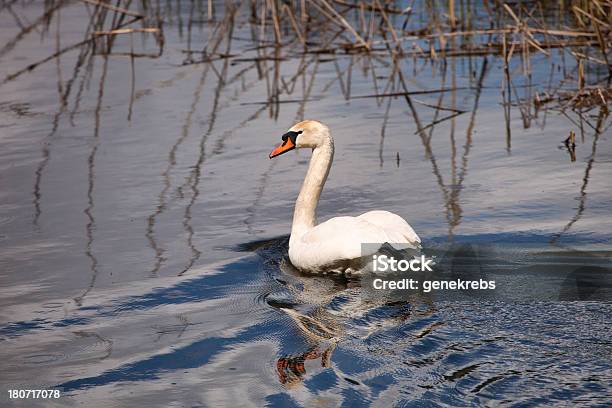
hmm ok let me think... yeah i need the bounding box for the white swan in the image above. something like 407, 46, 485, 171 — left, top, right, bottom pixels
269, 120, 421, 272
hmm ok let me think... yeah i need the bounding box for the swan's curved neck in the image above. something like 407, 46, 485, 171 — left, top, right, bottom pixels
291, 136, 334, 239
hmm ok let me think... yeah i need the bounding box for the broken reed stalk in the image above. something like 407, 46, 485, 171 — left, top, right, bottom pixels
578, 57, 585, 90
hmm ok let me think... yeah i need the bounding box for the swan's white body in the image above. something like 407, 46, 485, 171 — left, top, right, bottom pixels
289, 211, 420, 271
271, 120, 420, 272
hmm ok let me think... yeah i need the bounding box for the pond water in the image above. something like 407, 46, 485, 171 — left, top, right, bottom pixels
0, 2, 611, 406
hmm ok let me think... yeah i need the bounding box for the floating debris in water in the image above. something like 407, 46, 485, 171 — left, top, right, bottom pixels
564, 130, 577, 162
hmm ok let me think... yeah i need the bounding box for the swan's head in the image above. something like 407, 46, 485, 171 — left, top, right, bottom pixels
269, 120, 330, 159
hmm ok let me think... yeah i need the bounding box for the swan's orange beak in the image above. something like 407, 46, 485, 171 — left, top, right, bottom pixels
269, 137, 296, 159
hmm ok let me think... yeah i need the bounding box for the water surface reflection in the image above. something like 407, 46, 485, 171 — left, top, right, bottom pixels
0, 1, 611, 406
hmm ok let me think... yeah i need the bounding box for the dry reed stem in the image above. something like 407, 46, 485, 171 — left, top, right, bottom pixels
93, 28, 160, 36
374, 0, 401, 51
80, 0, 143, 18
502, 3, 549, 56
572, 5, 609, 28
282, 4, 306, 46
316, 0, 369, 49
332, 0, 403, 14
268, 0, 282, 45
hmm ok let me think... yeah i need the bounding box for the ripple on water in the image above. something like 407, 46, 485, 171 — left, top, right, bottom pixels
0, 215, 15, 227
236, 237, 612, 404
23, 352, 67, 365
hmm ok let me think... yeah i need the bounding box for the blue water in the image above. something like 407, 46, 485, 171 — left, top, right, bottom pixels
2, 233, 610, 406
1, 1, 611, 406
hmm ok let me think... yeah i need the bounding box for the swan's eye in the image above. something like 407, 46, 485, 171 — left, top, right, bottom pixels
282, 130, 303, 144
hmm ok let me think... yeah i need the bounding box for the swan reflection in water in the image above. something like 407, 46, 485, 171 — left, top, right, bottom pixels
268, 256, 436, 388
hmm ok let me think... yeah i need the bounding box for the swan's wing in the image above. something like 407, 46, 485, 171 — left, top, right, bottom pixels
299, 216, 391, 262
290, 213, 421, 270
357, 210, 421, 245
